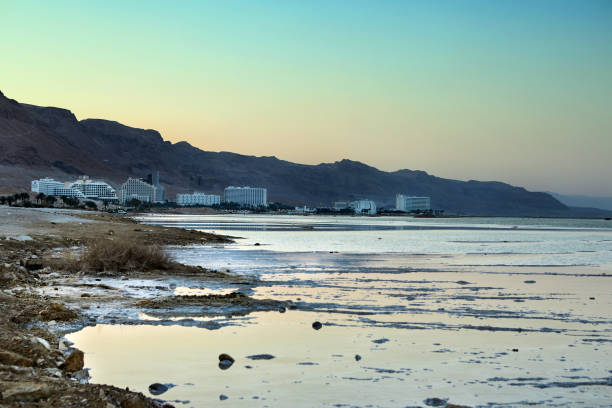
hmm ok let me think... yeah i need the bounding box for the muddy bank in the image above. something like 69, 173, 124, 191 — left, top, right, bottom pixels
0, 207, 278, 407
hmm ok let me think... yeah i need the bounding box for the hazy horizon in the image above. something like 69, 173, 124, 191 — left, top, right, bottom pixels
2, 0, 611, 196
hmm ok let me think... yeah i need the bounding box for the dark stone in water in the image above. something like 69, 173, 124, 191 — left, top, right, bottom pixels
589, 297, 595, 300
219, 394, 228, 401
245, 365, 253, 369
288, 305, 297, 310
372, 338, 389, 344
278, 306, 286, 313
424, 397, 448, 407
355, 354, 362, 361
254, 243, 261, 246
524, 280, 536, 284
312, 321, 322, 330
218, 353, 235, 369
148, 383, 174, 395
246, 354, 275, 360
512, 348, 519, 352
218, 353, 234, 363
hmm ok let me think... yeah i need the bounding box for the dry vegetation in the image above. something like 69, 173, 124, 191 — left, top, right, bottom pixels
72, 240, 171, 273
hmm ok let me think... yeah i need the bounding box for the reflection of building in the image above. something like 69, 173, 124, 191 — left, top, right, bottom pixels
120, 178, 157, 204
69, 176, 118, 201
350, 199, 377, 215
396, 194, 431, 212
31, 177, 85, 199
176, 192, 221, 206
224, 186, 267, 207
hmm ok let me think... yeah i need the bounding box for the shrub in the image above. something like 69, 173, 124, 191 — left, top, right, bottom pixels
53, 239, 172, 273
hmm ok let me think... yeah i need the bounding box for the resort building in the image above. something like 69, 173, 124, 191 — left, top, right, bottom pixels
396, 194, 431, 212
151, 171, 164, 202
224, 186, 267, 207
119, 177, 157, 204
176, 192, 221, 206
68, 176, 118, 201
31, 177, 85, 199
333, 201, 350, 210
350, 199, 377, 215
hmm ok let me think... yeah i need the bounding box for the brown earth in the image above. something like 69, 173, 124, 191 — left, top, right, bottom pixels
0, 206, 255, 407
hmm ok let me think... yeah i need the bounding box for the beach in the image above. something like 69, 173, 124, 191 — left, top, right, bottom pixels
1, 209, 611, 407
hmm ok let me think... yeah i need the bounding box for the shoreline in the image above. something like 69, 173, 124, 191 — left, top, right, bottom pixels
0, 206, 283, 407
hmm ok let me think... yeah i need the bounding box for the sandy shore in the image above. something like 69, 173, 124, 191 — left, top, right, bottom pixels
0, 206, 286, 407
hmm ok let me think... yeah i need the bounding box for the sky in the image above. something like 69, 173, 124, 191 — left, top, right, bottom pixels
1, 0, 611, 196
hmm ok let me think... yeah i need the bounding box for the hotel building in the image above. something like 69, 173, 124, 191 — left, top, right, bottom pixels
395, 194, 431, 212
176, 192, 221, 206
224, 186, 267, 207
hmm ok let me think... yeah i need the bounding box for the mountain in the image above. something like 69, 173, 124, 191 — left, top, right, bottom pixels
0, 90, 609, 217
549, 192, 612, 212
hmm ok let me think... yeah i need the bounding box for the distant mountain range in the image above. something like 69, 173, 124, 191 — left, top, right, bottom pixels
0, 90, 610, 217
548, 192, 612, 212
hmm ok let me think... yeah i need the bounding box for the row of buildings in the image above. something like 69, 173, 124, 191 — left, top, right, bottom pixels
177, 186, 267, 207
31, 173, 165, 204
31, 175, 431, 213
331, 195, 431, 215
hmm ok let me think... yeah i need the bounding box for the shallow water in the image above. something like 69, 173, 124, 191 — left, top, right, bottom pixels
68, 215, 612, 407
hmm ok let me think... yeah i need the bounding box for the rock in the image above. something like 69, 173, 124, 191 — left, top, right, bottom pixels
278, 306, 286, 313
39, 302, 78, 321
372, 338, 389, 344
81, 293, 92, 297
35, 337, 51, 350
120, 395, 149, 408
148, 382, 173, 395
312, 321, 322, 330
355, 354, 362, 361
0, 382, 53, 402
218, 354, 234, 370
218, 353, 234, 363
524, 280, 536, 284
246, 354, 275, 360
512, 348, 519, 352
73, 368, 90, 383
0, 350, 34, 367
64, 349, 85, 372
424, 397, 448, 407
220, 394, 229, 401
254, 243, 261, 246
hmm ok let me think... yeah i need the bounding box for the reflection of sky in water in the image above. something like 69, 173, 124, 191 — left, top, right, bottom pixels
68, 215, 612, 407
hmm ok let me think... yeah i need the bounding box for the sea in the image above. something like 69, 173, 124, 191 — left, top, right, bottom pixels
67, 215, 612, 407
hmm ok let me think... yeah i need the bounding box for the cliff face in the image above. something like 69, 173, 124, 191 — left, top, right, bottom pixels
0, 90, 591, 216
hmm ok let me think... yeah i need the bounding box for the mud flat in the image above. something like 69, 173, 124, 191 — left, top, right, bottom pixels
0, 206, 282, 407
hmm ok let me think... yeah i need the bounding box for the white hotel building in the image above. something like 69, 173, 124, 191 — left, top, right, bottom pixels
396, 194, 431, 212
32, 177, 85, 199
224, 186, 267, 207
68, 176, 118, 201
350, 199, 377, 215
176, 192, 221, 206
119, 177, 158, 204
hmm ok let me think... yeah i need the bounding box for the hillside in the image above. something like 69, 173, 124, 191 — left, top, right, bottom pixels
0, 90, 607, 217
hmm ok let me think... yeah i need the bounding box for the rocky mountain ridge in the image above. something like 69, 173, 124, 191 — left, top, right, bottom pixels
1, 90, 608, 217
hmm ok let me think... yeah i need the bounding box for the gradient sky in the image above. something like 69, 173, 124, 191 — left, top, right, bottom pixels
1, 0, 611, 195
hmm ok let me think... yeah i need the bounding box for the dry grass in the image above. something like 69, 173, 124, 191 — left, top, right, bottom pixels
51, 239, 172, 273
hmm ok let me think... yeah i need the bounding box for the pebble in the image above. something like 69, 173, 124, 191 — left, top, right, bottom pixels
355, 354, 362, 361
312, 321, 322, 330
148, 383, 172, 395
220, 394, 228, 401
